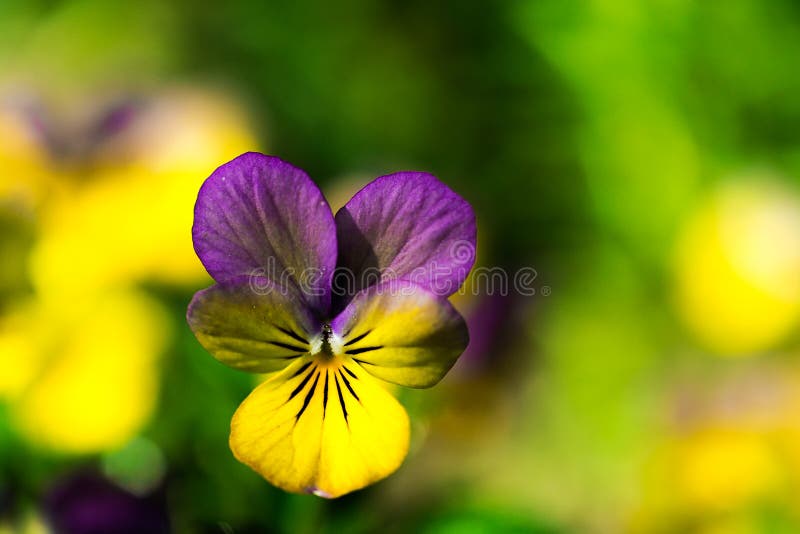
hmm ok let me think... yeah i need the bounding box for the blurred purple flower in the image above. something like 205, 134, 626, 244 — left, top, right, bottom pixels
44, 472, 169, 534
453, 293, 517, 376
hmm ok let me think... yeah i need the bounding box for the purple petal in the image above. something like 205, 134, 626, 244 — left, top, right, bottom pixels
334, 172, 476, 305
193, 152, 337, 314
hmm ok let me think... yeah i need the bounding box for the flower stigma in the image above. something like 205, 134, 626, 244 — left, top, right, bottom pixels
310, 324, 343, 361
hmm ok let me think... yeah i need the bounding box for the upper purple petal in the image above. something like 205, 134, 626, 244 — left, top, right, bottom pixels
192, 152, 337, 314
334, 172, 476, 304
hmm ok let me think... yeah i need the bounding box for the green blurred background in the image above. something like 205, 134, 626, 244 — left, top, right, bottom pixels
2, 0, 800, 532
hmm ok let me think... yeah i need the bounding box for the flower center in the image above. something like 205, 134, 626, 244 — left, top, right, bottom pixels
310, 324, 343, 360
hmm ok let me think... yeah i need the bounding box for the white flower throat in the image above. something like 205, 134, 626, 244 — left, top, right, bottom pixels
310, 324, 343, 359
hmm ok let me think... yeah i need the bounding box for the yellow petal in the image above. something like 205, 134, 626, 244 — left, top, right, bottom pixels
331, 280, 468, 388
230, 358, 410, 498
0, 301, 49, 400
12, 290, 169, 453
187, 276, 318, 373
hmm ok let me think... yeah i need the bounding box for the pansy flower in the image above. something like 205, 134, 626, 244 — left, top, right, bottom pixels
188, 152, 476, 497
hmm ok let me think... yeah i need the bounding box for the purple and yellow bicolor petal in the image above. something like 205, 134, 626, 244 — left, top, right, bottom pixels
334, 172, 476, 301
193, 153, 337, 313
230, 357, 409, 498
187, 275, 319, 373
331, 280, 469, 388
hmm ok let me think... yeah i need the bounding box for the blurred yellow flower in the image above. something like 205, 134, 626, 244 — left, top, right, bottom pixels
0, 85, 259, 453
6, 291, 169, 453
0, 510, 48, 534
0, 104, 58, 209
633, 365, 800, 532
0, 301, 51, 401
674, 176, 800, 355
676, 428, 781, 512
31, 87, 257, 298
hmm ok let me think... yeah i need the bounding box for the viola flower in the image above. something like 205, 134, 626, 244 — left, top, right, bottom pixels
188, 152, 476, 498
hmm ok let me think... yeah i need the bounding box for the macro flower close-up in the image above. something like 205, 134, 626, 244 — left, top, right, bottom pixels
187, 152, 475, 498
5, 1, 800, 531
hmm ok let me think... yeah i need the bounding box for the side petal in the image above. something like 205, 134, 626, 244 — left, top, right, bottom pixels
334, 172, 476, 302
187, 275, 320, 373
230, 359, 410, 498
193, 152, 337, 313
331, 280, 469, 388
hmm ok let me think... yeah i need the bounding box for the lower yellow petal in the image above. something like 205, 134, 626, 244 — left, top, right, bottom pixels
229, 358, 410, 498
